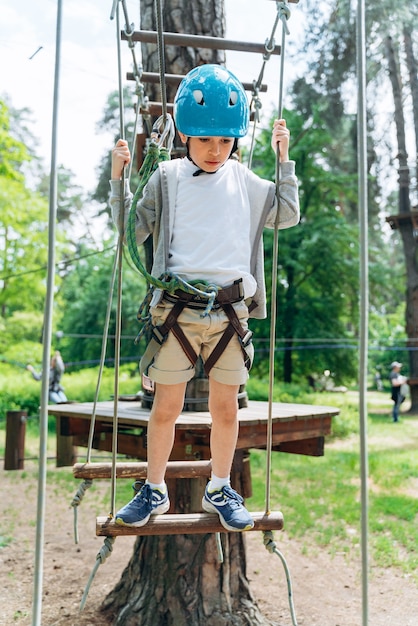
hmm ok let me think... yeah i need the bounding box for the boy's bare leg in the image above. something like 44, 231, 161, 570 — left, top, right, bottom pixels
204, 378, 254, 531
208, 379, 240, 478
146, 381, 187, 484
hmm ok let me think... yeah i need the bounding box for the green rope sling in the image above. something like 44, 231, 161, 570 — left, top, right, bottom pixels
125, 140, 219, 317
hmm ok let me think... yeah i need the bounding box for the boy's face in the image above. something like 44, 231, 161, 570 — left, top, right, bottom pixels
179, 133, 234, 173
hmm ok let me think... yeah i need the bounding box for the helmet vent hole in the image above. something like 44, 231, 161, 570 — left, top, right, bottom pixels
229, 91, 238, 106
193, 89, 205, 105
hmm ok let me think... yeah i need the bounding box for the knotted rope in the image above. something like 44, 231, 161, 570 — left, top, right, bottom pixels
79, 537, 116, 611
263, 530, 298, 625
71, 479, 93, 544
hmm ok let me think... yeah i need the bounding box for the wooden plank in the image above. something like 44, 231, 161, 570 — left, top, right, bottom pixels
237, 418, 332, 450
128, 72, 267, 93
272, 436, 325, 457
96, 511, 283, 537
73, 460, 212, 480
49, 400, 339, 463
48, 400, 339, 429
122, 30, 281, 56
139, 103, 258, 123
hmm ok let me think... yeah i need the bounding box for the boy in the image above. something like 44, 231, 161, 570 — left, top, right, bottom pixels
110, 64, 299, 531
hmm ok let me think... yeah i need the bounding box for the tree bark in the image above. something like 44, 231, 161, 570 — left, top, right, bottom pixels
139, 0, 226, 104
385, 36, 410, 215
101, 458, 272, 625
101, 532, 271, 625
403, 25, 418, 192
385, 35, 418, 411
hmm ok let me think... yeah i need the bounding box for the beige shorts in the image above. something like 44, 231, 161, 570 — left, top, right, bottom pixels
146, 299, 253, 386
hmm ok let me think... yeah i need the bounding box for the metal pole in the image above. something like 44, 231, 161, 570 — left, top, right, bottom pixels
357, 0, 369, 623
31, 1, 63, 624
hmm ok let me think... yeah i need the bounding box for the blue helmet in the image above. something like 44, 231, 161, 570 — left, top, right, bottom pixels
174, 64, 249, 138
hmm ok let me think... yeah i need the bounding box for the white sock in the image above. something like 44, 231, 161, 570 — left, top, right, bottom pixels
146, 480, 167, 493
207, 474, 230, 492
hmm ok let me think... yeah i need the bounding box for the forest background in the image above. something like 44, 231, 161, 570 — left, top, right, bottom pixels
1, 0, 417, 409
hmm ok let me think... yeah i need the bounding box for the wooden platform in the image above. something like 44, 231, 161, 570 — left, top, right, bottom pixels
96, 511, 284, 537
49, 399, 339, 466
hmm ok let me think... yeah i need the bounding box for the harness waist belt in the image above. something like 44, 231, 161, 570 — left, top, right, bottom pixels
164, 279, 244, 309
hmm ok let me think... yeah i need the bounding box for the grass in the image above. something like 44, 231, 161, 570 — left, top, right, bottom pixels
246, 391, 418, 580
0, 384, 417, 583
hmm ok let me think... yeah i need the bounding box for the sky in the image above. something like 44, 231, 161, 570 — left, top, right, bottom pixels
0, 0, 304, 192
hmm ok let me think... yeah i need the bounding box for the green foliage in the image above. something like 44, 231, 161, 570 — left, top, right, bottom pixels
250, 109, 360, 384
0, 363, 140, 421
57, 243, 148, 368
61, 364, 140, 403
91, 87, 140, 214
0, 100, 31, 181
0, 312, 44, 348
0, 176, 50, 314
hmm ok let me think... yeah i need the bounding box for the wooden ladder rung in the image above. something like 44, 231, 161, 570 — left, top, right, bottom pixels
96, 511, 284, 536
128, 72, 268, 93
122, 30, 282, 56
73, 460, 212, 480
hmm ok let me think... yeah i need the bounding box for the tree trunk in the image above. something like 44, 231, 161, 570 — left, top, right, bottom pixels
103, 2, 272, 623
403, 25, 418, 191
385, 36, 410, 215
101, 457, 272, 625
139, 0, 226, 104
101, 533, 271, 626
385, 35, 418, 411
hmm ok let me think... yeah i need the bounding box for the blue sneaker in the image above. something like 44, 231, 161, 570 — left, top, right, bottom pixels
202, 485, 254, 531
115, 483, 169, 527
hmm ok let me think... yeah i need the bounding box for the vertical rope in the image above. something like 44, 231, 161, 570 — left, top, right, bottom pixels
108, 0, 126, 518
265, 0, 290, 516
356, 0, 369, 622
85, 251, 119, 463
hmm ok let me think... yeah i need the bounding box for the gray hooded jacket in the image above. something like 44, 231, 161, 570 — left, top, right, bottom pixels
110, 158, 299, 319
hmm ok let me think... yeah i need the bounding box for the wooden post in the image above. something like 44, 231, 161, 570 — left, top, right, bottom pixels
55, 415, 77, 467
4, 410, 27, 470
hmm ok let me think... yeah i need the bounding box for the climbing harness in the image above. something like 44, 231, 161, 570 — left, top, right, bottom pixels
138, 280, 253, 379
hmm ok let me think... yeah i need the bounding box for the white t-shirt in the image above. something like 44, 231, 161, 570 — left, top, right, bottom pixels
168, 158, 257, 298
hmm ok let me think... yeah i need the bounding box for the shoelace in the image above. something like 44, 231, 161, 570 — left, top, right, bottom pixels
221, 486, 244, 508
132, 481, 153, 505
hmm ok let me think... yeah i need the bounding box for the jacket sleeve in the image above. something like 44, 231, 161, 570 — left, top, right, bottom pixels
266, 161, 300, 229
109, 179, 133, 237
109, 169, 161, 245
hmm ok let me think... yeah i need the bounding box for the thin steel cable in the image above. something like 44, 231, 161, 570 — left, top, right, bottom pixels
155, 0, 168, 123
247, 7, 281, 168
265, 0, 290, 516
119, 0, 148, 172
